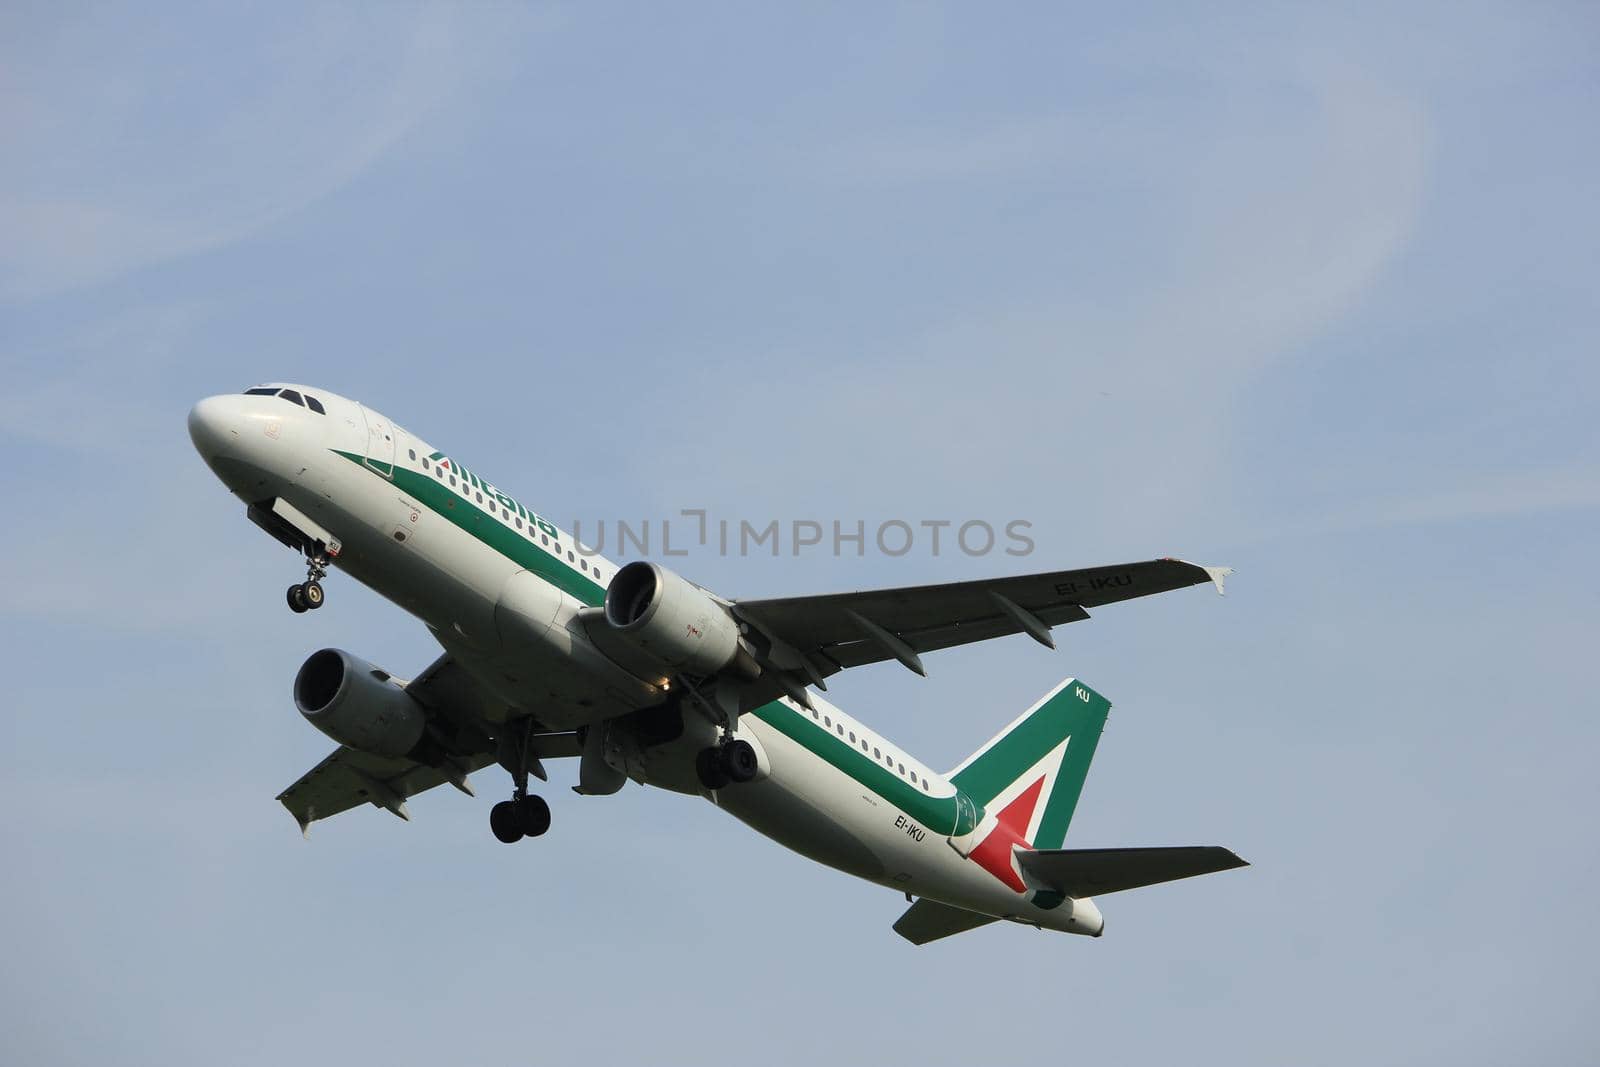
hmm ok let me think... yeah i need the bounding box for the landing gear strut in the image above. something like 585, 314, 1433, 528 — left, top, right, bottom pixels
696, 739, 759, 791
673, 676, 759, 792
492, 719, 552, 843
286, 553, 330, 614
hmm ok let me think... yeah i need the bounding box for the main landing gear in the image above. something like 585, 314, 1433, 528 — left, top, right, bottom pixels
695, 739, 759, 791
492, 719, 552, 844
286, 553, 330, 614
490, 793, 551, 844
675, 676, 759, 792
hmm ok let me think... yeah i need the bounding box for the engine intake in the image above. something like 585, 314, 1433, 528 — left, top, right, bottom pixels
294, 648, 427, 758
603, 561, 745, 676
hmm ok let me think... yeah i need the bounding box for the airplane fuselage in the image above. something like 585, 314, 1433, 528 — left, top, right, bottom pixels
189, 384, 1105, 936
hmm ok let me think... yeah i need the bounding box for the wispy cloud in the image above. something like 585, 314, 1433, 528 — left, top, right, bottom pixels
637, 59, 1431, 555
0, 8, 515, 301
0, 299, 214, 451
806, 115, 1082, 186
1242, 463, 1600, 546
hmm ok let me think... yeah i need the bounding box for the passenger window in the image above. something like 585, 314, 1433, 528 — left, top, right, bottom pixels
848, 731, 855, 743
897, 763, 905, 775
449, 476, 457, 487
541, 535, 549, 546
824, 716, 831, 728
873, 747, 881, 758
278, 389, 305, 407
567, 551, 575, 563
515, 517, 523, 529
408, 449, 417, 460
304, 395, 326, 414
475, 492, 483, 503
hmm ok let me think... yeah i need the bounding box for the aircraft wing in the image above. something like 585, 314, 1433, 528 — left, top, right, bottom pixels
731, 558, 1229, 693
277, 733, 581, 833
275, 652, 582, 833
277, 746, 495, 833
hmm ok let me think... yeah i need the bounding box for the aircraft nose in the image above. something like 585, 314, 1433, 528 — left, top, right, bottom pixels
187, 395, 241, 459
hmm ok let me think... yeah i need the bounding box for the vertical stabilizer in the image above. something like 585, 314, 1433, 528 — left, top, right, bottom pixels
949, 678, 1110, 850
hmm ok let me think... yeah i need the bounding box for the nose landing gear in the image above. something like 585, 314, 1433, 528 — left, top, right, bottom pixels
286, 553, 330, 614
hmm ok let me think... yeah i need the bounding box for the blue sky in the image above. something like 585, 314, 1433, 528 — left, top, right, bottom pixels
3, 4, 1597, 1064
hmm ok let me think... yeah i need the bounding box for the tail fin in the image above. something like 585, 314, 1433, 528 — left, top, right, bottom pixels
949, 678, 1110, 850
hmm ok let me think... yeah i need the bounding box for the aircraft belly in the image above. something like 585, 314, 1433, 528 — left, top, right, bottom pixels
704, 719, 891, 883
714, 774, 888, 883
302, 484, 504, 642
713, 717, 1054, 916
230, 442, 662, 730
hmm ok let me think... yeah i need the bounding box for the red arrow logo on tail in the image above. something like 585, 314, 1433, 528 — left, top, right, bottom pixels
967, 776, 1046, 892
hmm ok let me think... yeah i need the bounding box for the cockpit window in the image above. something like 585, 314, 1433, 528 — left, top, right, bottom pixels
278, 389, 305, 407
244, 387, 278, 396
304, 395, 326, 414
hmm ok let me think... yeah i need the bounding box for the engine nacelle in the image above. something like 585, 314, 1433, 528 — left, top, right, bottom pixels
603, 561, 747, 676
293, 648, 427, 758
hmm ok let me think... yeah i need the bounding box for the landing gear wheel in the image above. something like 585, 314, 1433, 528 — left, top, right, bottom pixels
719, 739, 759, 783
490, 800, 524, 843
515, 794, 551, 837
696, 747, 731, 791
288, 551, 332, 615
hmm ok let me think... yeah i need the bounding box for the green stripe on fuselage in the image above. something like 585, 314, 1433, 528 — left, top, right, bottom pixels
749, 701, 971, 836
334, 449, 606, 605
333, 448, 978, 835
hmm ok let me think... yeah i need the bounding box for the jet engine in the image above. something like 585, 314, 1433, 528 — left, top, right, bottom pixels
603, 561, 753, 677
293, 648, 427, 758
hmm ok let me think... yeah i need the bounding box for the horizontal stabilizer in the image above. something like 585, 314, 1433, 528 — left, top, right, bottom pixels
1017, 846, 1247, 897
893, 898, 999, 945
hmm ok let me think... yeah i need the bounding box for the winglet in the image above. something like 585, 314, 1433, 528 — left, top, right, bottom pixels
1161, 557, 1234, 596
1204, 565, 1233, 596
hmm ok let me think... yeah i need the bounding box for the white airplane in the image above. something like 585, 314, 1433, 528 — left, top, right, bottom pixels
188, 383, 1246, 944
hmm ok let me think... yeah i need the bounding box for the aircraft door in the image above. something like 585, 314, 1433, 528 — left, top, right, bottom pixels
358, 404, 396, 478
